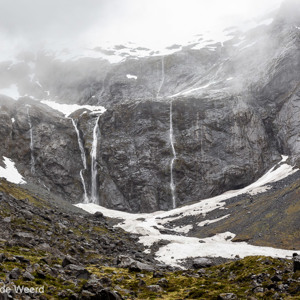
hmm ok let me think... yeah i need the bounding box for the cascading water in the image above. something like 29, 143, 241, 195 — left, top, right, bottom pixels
156, 56, 165, 99
169, 101, 176, 209
90, 115, 101, 204
71, 118, 88, 203
26, 106, 35, 174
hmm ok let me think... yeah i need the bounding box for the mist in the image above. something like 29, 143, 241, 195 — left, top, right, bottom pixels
0, 0, 283, 61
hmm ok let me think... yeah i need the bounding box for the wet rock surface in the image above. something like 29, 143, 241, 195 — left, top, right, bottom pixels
0, 1, 299, 213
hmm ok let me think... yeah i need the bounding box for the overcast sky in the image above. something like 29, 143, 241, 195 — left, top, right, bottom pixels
0, 0, 283, 59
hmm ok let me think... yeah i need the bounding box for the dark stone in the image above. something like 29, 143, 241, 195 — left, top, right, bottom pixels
252, 287, 264, 293
23, 271, 35, 281
62, 255, 78, 268
76, 269, 90, 280
97, 288, 123, 300
0, 253, 7, 263
9, 268, 21, 279
15, 256, 30, 264
80, 290, 96, 300
217, 293, 237, 300
146, 285, 163, 293
157, 278, 169, 288
271, 275, 283, 282
12, 232, 34, 241
36, 270, 46, 279
82, 279, 104, 294
99, 277, 112, 287
94, 211, 104, 218
117, 255, 154, 272
192, 258, 213, 269
138, 279, 146, 287
293, 255, 300, 272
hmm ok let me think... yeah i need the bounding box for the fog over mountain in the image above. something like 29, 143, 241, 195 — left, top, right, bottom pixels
1, 0, 283, 61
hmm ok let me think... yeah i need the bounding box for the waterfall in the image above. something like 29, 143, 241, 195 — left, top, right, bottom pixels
169, 101, 176, 209
71, 118, 88, 203
156, 56, 165, 99
26, 106, 35, 174
90, 115, 101, 204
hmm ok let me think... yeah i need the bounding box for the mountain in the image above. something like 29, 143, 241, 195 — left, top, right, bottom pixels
0, 0, 300, 213
1, 0, 300, 298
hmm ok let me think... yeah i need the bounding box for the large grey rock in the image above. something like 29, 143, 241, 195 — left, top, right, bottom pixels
116, 255, 155, 272
192, 258, 213, 269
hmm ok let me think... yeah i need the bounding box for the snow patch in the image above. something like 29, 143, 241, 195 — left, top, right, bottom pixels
126, 74, 137, 80
155, 232, 295, 267
171, 224, 193, 234
41, 100, 106, 117
0, 157, 26, 184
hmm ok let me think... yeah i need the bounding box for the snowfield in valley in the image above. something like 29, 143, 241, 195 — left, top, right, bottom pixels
76, 156, 300, 267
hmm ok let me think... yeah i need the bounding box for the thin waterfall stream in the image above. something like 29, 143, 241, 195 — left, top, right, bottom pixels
71, 118, 88, 203
169, 101, 176, 209
156, 56, 165, 99
26, 105, 35, 174
90, 115, 101, 204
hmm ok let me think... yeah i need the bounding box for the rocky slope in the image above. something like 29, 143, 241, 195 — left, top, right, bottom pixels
1, 179, 300, 299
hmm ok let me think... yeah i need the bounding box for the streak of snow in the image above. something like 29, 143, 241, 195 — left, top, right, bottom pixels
35, 81, 42, 88
11, 118, 15, 123
226, 77, 234, 81
41, 100, 106, 117
0, 157, 26, 184
197, 214, 230, 227
169, 82, 213, 98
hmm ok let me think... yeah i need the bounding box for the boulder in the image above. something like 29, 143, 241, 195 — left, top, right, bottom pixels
192, 258, 213, 269
293, 254, 300, 272
217, 293, 238, 300
62, 255, 78, 268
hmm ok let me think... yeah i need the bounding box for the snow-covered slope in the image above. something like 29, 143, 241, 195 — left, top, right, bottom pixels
76, 157, 299, 267
0, 156, 26, 184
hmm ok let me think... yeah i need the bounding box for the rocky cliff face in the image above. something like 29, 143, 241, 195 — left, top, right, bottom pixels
95, 96, 279, 212
0, 97, 85, 202
0, 0, 299, 212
